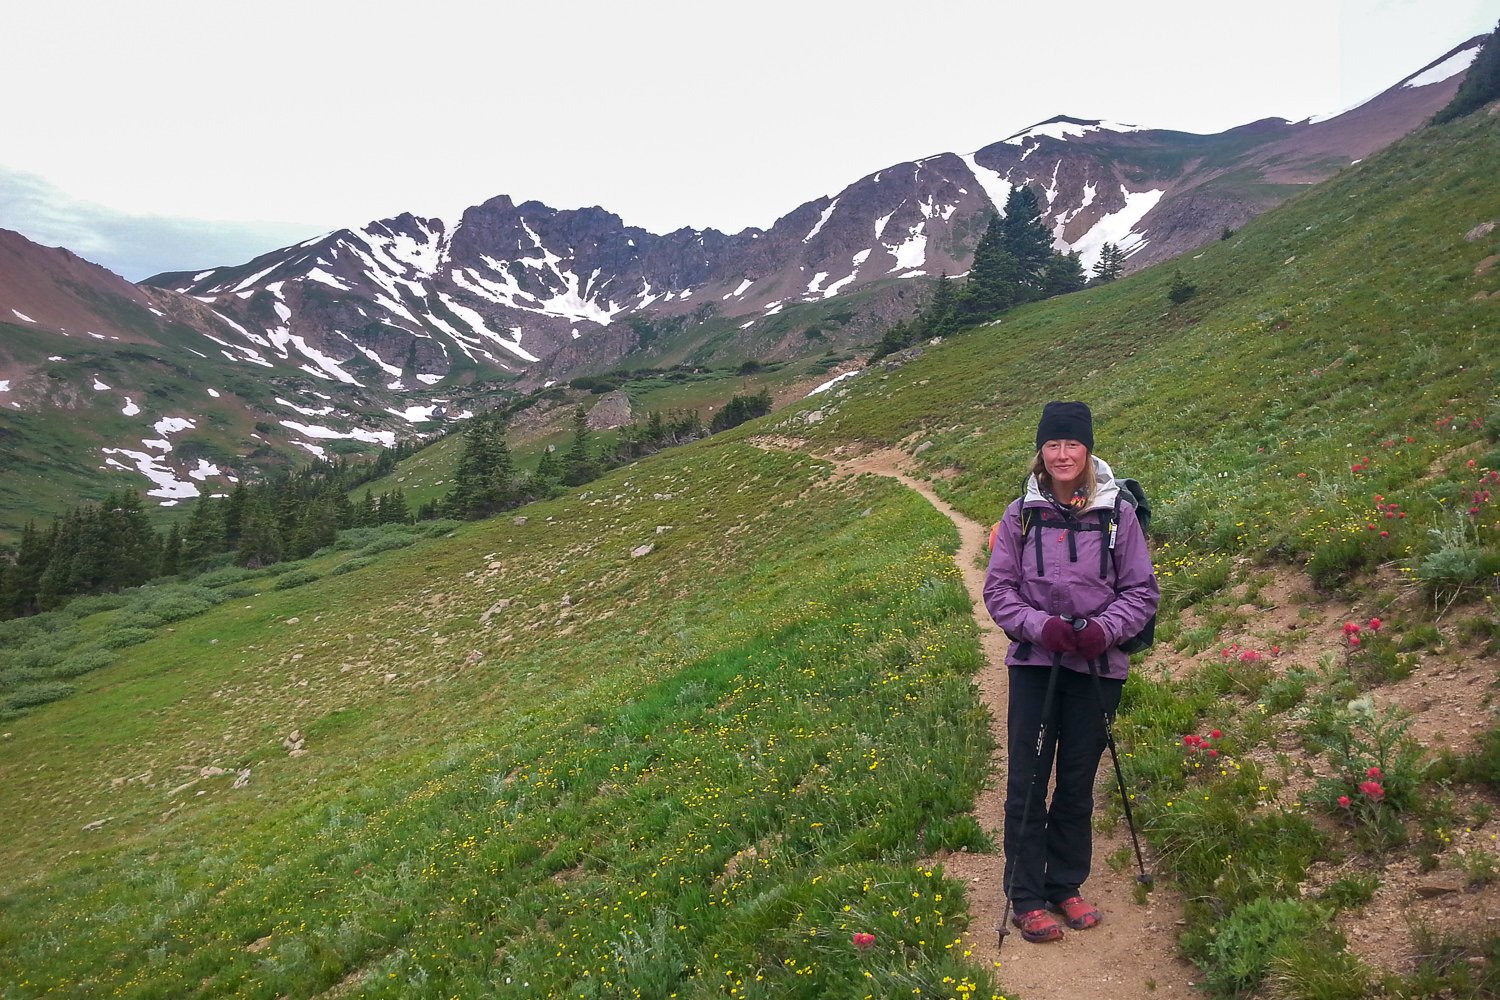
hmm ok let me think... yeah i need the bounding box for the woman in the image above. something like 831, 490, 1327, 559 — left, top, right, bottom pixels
982, 400, 1159, 943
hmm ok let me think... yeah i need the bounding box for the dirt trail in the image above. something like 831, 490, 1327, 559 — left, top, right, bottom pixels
837, 449, 1199, 999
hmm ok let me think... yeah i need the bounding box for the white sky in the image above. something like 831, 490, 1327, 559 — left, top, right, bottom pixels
2, 0, 1496, 278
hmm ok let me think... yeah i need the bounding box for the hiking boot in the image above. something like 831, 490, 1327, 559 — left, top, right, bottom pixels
1011, 907, 1065, 943
1053, 895, 1102, 930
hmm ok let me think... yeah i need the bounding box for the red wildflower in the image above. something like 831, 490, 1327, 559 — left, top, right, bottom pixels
1359, 781, 1385, 800
1210, 730, 1222, 739
1338, 795, 1351, 809
1368, 618, 1382, 631
853, 931, 876, 949
1366, 766, 1383, 778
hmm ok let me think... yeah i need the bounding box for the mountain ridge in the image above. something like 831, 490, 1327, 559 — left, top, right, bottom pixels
0, 33, 1486, 529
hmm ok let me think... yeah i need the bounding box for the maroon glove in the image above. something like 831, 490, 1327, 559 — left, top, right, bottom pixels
1074, 618, 1110, 659
1039, 616, 1078, 653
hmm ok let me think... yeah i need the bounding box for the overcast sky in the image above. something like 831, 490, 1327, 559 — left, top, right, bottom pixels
2, 0, 1495, 280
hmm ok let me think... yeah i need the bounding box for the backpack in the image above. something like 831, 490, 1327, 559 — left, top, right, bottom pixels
992, 477, 1155, 654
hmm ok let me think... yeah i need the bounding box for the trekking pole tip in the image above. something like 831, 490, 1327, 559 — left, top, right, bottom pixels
1137, 872, 1155, 888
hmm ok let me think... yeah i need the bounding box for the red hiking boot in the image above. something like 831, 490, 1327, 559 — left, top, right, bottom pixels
1053, 896, 1102, 930
1011, 907, 1065, 943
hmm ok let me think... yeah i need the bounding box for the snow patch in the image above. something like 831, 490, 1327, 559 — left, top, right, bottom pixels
1069, 187, 1165, 272
384, 404, 442, 423
11, 309, 36, 323
206, 388, 221, 398
0, 380, 9, 392
92, 377, 110, 390
100, 448, 200, 500
188, 459, 221, 481
887, 226, 927, 272
803, 199, 839, 242
280, 420, 397, 448
808, 370, 860, 396
959, 152, 1013, 213
1404, 44, 1481, 89
122, 397, 140, 416
276, 396, 335, 417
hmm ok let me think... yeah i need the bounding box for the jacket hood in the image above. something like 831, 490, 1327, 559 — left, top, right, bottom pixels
1023, 455, 1121, 512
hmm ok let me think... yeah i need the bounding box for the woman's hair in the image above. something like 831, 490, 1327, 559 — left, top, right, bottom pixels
1031, 448, 1096, 503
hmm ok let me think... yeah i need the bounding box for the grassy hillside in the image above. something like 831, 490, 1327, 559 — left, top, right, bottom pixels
765, 108, 1499, 587
355, 355, 859, 513
1, 105, 1498, 1000
0, 441, 1000, 998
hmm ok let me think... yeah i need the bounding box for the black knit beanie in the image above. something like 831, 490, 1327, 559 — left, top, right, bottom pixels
1035, 400, 1093, 450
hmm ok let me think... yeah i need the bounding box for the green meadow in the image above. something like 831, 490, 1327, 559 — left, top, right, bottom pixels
1, 101, 1499, 999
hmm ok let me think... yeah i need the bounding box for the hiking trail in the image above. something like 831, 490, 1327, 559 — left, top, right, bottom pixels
835, 448, 1199, 999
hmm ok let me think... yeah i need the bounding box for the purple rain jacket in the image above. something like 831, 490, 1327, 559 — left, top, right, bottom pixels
983, 456, 1160, 681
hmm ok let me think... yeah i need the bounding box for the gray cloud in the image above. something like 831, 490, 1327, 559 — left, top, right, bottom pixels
0, 167, 328, 282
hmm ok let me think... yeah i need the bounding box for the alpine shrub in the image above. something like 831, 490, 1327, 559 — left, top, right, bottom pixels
1204, 897, 1333, 995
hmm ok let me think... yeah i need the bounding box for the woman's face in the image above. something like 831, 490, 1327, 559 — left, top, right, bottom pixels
1041, 439, 1089, 487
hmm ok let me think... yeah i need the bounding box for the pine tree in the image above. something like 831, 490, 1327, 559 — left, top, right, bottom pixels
998, 186, 1054, 294
358, 489, 378, 527
533, 445, 562, 489
36, 511, 82, 610
237, 497, 283, 569
103, 489, 159, 589
562, 406, 598, 487
3, 522, 53, 617
384, 487, 412, 525
1091, 243, 1124, 283
223, 482, 249, 548
160, 522, 183, 576
960, 213, 1023, 320
922, 273, 959, 336
1041, 251, 1087, 298
181, 497, 226, 571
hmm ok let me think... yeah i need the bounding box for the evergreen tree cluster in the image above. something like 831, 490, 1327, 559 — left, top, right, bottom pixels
0, 463, 417, 620
443, 404, 711, 520
1091, 242, 1125, 283
1432, 22, 1500, 125
709, 389, 773, 433
1, 389, 752, 615
873, 186, 1086, 359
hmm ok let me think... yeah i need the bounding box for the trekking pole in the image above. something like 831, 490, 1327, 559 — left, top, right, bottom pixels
998, 649, 1064, 950
1082, 646, 1153, 888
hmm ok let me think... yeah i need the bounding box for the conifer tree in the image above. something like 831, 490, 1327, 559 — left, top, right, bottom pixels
562, 406, 598, 487
383, 487, 412, 524
160, 522, 183, 576
181, 497, 226, 571
237, 496, 283, 569
103, 489, 159, 589
1091, 243, 1124, 283
36, 510, 82, 610
960, 212, 1023, 320
998, 186, 1055, 293
922, 273, 959, 336
223, 482, 249, 548
1041, 251, 1087, 297
3, 522, 53, 616
358, 489, 378, 527
533, 445, 562, 491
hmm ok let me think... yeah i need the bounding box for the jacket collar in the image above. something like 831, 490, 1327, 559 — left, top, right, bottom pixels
1023, 455, 1120, 513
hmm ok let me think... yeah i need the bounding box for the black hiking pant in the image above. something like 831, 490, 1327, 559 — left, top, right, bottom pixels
1003, 663, 1123, 914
